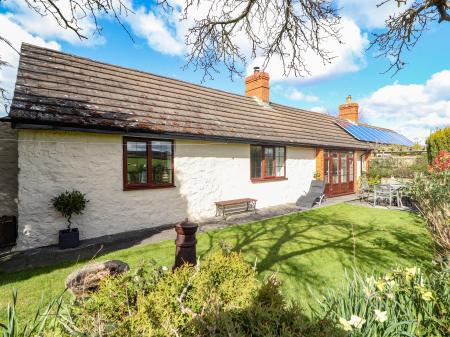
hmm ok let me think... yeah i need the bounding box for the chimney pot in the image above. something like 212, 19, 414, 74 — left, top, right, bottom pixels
339, 95, 359, 123
253, 66, 260, 73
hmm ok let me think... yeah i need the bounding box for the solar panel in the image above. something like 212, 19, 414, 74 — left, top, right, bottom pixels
336, 120, 414, 147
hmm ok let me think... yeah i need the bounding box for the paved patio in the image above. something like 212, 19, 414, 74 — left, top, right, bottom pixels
0, 194, 359, 273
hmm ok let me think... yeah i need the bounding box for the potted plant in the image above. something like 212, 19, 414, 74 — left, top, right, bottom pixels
52, 190, 88, 249
313, 171, 321, 180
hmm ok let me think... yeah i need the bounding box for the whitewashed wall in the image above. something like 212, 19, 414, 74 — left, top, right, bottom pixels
16, 130, 316, 250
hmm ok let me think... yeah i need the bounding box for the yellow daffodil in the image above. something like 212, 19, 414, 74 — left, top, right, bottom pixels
363, 286, 372, 298
339, 317, 353, 331
405, 266, 420, 281
349, 315, 366, 329
421, 290, 433, 301
376, 279, 385, 292
386, 293, 395, 300
406, 267, 418, 276
374, 309, 388, 323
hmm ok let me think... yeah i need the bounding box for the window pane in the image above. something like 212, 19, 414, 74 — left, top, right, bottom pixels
332, 153, 339, 183
275, 147, 285, 177
264, 147, 274, 177
341, 153, 347, 183
127, 141, 147, 184
250, 145, 262, 178
152, 141, 172, 184
324, 157, 329, 183
349, 153, 354, 181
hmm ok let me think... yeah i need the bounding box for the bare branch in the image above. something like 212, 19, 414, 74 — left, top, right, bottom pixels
373, 0, 450, 74
0, 35, 18, 114
182, 0, 342, 80
22, 0, 135, 40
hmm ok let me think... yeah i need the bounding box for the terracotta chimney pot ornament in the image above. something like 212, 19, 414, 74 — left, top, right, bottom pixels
173, 218, 198, 270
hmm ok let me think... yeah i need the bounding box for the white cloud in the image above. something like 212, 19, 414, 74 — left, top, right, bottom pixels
311, 106, 329, 114
3, 0, 104, 46
0, 14, 60, 115
286, 88, 319, 102
338, 0, 414, 29
360, 70, 450, 143
126, 5, 185, 55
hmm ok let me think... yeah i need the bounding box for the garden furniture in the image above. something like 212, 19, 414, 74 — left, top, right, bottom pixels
296, 180, 326, 209
373, 184, 406, 208
358, 178, 372, 202
215, 198, 257, 219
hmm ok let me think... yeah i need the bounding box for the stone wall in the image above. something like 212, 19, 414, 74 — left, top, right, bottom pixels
0, 122, 18, 217
16, 129, 316, 250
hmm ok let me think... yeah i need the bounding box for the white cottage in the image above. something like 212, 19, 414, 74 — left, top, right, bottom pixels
0, 44, 412, 251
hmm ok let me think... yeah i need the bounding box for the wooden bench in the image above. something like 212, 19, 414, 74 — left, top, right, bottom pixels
215, 198, 257, 219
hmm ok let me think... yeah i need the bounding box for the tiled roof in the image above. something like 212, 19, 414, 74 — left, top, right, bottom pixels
10, 44, 372, 150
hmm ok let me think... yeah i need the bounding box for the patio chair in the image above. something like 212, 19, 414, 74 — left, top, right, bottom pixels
296, 180, 326, 209
357, 178, 371, 202
373, 184, 394, 207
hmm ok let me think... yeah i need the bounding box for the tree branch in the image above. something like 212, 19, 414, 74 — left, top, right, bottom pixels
373, 0, 450, 74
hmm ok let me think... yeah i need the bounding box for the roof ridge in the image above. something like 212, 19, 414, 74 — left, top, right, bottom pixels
270, 101, 339, 120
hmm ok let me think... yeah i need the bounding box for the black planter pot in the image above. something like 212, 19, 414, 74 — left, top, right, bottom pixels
59, 228, 80, 249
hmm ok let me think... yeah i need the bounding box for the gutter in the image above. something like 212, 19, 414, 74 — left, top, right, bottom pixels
10, 118, 374, 151
0, 116, 12, 123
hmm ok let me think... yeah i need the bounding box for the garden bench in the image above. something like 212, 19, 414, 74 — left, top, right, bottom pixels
215, 198, 257, 219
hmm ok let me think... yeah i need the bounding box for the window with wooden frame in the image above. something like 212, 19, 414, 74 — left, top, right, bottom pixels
250, 145, 286, 181
123, 138, 174, 189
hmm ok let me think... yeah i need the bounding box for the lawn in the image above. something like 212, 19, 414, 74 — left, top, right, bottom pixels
0, 204, 433, 324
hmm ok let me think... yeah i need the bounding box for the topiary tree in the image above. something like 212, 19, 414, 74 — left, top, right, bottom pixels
426, 127, 450, 164
52, 190, 88, 231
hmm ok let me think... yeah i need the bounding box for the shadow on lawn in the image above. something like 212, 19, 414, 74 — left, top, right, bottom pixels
201, 209, 432, 291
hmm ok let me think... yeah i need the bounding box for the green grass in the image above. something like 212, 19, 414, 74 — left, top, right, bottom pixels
0, 204, 432, 324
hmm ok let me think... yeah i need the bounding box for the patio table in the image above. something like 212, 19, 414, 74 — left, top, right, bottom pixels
373, 184, 405, 208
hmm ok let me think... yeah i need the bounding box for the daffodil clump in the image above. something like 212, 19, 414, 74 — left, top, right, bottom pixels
320, 266, 449, 336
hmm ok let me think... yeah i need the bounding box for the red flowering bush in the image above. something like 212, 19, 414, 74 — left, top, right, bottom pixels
429, 150, 450, 173
410, 154, 449, 264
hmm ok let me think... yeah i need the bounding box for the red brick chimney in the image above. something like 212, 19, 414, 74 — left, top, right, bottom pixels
245, 67, 270, 103
339, 95, 359, 123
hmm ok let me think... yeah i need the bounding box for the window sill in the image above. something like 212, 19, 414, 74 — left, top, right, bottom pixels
251, 177, 288, 183
123, 184, 176, 191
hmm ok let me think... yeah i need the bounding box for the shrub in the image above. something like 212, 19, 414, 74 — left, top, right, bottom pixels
319, 266, 450, 337
409, 168, 450, 263
429, 150, 450, 173
52, 190, 88, 230
426, 127, 450, 164
52, 248, 342, 337
368, 153, 428, 179
426, 126, 450, 164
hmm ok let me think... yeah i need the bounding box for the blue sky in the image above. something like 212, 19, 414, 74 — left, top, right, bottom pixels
1, 0, 449, 142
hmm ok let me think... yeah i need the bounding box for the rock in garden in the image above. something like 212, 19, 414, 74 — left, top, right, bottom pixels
65, 260, 129, 297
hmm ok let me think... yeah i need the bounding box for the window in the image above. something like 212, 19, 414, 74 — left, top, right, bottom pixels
123, 138, 174, 189
324, 150, 330, 183
349, 152, 354, 182
250, 145, 286, 180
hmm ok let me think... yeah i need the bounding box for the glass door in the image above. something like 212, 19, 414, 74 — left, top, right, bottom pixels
324, 150, 355, 196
